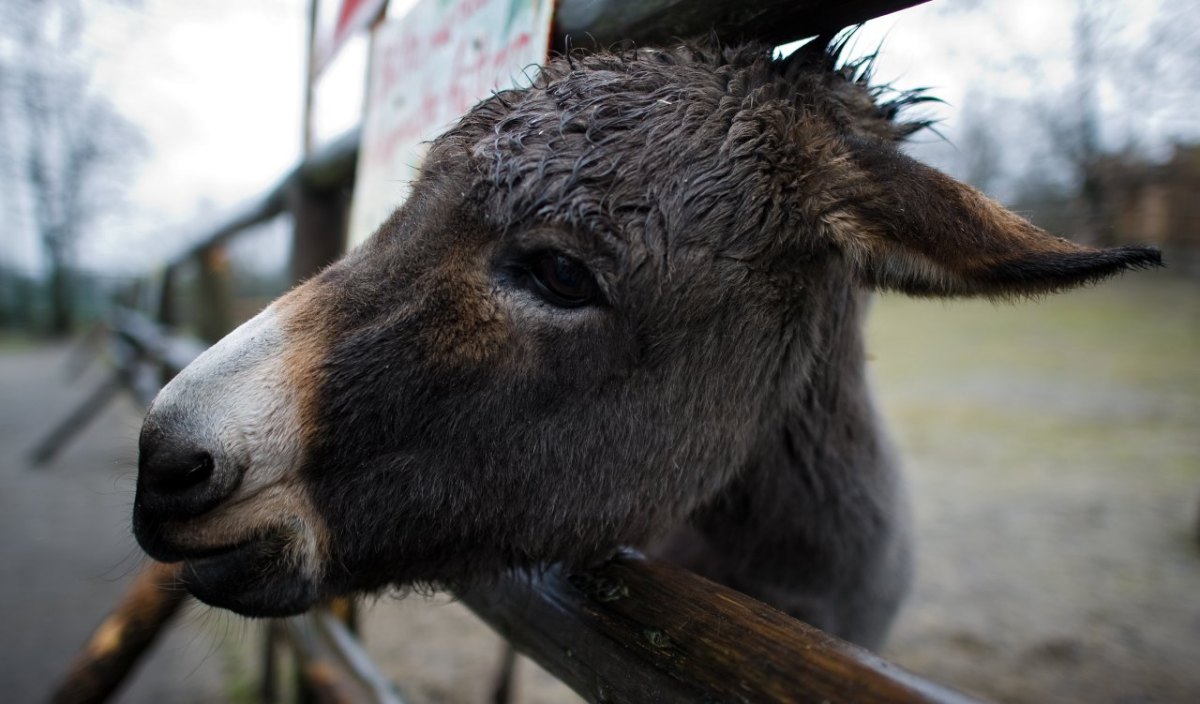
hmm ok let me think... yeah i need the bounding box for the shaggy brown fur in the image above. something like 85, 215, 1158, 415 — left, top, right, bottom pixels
133, 36, 1160, 650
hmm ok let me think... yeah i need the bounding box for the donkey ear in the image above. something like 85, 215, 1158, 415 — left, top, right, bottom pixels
829, 139, 1162, 297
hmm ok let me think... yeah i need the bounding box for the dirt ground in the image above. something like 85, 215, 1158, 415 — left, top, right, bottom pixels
865, 274, 1200, 703
2, 273, 1197, 703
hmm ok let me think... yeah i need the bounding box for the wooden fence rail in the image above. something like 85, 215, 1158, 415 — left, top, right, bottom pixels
50, 563, 189, 704
466, 552, 975, 704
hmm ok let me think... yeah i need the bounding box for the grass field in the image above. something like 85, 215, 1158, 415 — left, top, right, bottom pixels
867, 272, 1200, 703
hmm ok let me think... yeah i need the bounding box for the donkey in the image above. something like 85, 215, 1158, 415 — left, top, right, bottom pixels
132, 37, 1159, 651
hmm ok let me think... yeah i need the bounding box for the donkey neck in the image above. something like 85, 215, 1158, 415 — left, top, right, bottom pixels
654, 280, 899, 589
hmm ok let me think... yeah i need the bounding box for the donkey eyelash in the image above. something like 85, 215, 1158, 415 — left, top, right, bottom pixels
511, 250, 606, 309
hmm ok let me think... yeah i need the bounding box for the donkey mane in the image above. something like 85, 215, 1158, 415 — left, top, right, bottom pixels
436, 37, 936, 258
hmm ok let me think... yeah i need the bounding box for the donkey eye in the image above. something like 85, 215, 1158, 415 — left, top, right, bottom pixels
526, 252, 601, 308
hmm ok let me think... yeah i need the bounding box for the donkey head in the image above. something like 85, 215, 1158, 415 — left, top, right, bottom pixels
133, 40, 1159, 616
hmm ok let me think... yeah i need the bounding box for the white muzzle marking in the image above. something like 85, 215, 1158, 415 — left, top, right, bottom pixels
149, 303, 327, 574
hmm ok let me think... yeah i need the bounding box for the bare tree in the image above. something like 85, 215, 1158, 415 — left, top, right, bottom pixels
1069, 1, 1107, 245
1017, 0, 1112, 245
1032, 0, 1199, 245
927, 0, 1199, 244
0, 0, 143, 335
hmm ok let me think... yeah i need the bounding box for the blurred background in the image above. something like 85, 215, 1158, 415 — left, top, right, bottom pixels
0, 0, 1197, 702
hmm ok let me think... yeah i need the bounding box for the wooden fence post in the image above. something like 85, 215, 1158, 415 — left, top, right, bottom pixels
289, 181, 350, 284
49, 562, 189, 704
156, 265, 178, 386
195, 244, 235, 343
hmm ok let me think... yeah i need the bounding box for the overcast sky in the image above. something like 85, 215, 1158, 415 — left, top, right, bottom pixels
4, 0, 1196, 275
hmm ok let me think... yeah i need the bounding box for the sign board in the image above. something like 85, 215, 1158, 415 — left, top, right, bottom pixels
314, 0, 389, 75
348, 0, 554, 247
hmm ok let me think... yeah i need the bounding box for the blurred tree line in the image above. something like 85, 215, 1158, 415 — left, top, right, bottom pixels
943, 0, 1200, 267
0, 0, 144, 336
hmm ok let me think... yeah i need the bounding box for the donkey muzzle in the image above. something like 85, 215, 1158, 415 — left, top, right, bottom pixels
131, 300, 330, 616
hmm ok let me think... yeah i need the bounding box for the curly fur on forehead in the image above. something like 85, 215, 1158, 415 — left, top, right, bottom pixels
425, 34, 936, 259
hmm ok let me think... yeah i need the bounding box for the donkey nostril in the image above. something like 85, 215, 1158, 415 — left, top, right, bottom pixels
137, 421, 236, 520
146, 449, 215, 494
178, 452, 214, 489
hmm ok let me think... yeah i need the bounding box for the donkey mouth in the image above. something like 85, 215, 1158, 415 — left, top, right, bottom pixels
179, 530, 321, 617
134, 522, 321, 617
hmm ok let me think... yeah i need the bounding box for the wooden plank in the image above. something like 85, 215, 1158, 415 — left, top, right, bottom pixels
194, 243, 236, 343
29, 334, 152, 465
281, 614, 377, 704
113, 308, 207, 376
554, 0, 929, 50
28, 367, 126, 465
297, 128, 360, 192
171, 188, 287, 266
49, 562, 189, 704
279, 611, 408, 704
311, 610, 407, 704
465, 551, 977, 704
170, 127, 360, 268
288, 180, 350, 284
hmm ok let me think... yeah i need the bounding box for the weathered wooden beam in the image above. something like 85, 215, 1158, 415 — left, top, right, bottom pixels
465, 551, 977, 704
155, 265, 179, 384
310, 610, 406, 704
195, 243, 236, 343
291, 128, 358, 284
289, 180, 351, 284
28, 366, 126, 465
297, 128, 360, 192
112, 308, 208, 377
261, 620, 282, 704
280, 614, 375, 704
29, 334, 153, 465
170, 127, 360, 268
172, 189, 287, 267
49, 562, 189, 704
554, 0, 930, 50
